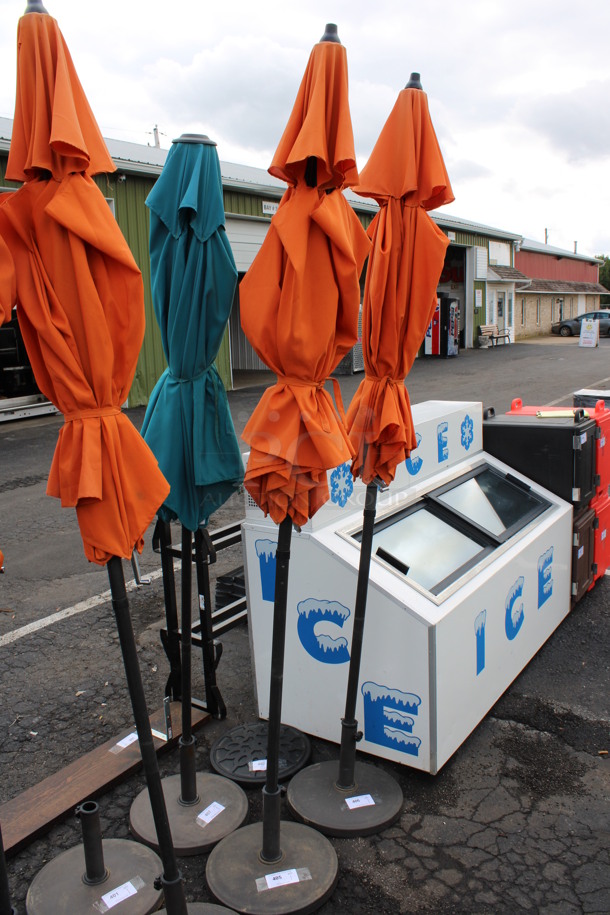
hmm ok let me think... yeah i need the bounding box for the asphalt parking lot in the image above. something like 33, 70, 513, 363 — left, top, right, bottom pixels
1, 337, 609, 913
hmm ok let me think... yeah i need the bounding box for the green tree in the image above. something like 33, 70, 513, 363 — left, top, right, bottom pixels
596, 254, 610, 305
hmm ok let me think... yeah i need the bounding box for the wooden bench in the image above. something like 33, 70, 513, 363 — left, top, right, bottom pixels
478, 324, 511, 346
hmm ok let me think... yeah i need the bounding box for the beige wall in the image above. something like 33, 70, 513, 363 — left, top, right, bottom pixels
514, 293, 601, 338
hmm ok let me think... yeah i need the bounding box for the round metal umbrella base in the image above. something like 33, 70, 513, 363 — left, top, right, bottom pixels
210, 723, 311, 785
158, 907, 237, 913
206, 821, 338, 914
26, 838, 162, 914
130, 773, 248, 856
286, 760, 403, 837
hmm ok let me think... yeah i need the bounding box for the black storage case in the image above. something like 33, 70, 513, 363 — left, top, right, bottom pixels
571, 507, 595, 604
482, 407, 597, 511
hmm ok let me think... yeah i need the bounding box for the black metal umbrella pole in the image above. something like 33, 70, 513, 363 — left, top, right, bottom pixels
129, 532, 247, 857
260, 515, 293, 863
337, 480, 378, 788
206, 516, 338, 913
107, 557, 188, 915
179, 527, 197, 805
287, 477, 403, 837
156, 520, 182, 701
194, 529, 226, 720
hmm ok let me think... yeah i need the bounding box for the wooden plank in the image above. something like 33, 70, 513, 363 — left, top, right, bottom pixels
0, 702, 209, 856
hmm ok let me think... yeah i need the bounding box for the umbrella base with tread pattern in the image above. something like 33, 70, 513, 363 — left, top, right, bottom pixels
209, 723, 310, 785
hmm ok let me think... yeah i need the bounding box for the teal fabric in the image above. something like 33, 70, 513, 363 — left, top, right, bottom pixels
141, 140, 243, 531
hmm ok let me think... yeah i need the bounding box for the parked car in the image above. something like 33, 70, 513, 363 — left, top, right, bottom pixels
551, 310, 610, 337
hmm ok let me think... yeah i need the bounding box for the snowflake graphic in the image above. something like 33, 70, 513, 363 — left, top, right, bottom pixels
330, 462, 354, 507
461, 414, 474, 451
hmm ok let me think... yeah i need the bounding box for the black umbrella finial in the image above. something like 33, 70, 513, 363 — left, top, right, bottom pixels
173, 133, 217, 146
25, 0, 49, 13
320, 23, 340, 43
406, 72, 423, 90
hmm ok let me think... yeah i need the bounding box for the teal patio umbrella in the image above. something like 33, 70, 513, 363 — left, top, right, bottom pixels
134, 135, 248, 858
141, 134, 243, 528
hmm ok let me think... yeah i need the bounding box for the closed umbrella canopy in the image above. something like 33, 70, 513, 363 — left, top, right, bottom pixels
0, 232, 15, 327
347, 81, 454, 484
0, 10, 169, 564
140, 136, 243, 532
240, 35, 370, 528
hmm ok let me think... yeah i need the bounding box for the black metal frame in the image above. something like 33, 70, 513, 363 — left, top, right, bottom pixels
155, 519, 246, 719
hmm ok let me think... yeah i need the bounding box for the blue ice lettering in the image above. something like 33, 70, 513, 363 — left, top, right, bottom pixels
437, 422, 449, 463
537, 547, 553, 608
505, 576, 525, 640
255, 539, 277, 602
297, 598, 351, 664
361, 681, 422, 757
474, 609, 487, 675
405, 433, 423, 476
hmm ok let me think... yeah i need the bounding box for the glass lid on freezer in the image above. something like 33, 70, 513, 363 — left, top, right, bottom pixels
350, 462, 551, 599
367, 505, 491, 595
429, 466, 549, 542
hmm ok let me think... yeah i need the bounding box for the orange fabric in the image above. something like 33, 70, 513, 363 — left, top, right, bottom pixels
353, 88, 453, 211
0, 229, 16, 326
270, 41, 359, 191
7, 13, 114, 182
347, 88, 454, 484
0, 177, 169, 564
241, 39, 370, 527
0, 13, 169, 565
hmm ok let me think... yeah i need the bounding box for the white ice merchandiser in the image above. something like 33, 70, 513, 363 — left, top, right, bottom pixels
242, 401, 573, 774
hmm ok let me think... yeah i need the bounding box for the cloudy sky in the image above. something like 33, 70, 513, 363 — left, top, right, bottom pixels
1, 0, 609, 256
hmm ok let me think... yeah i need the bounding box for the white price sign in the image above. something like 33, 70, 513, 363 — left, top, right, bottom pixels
110, 732, 138, 753
197, 801, 225, 826
101, 881, 137, 909
265, 868, 300, 889
345, 793, 376, 810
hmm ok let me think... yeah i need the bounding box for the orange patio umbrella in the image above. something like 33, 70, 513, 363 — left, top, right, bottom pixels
0, 8, 169, 565
286, 74, 454, 838
206, 26, 369, 913
0, 6, 190, 911
346, 73, 454, 484
239, 27, 370, 529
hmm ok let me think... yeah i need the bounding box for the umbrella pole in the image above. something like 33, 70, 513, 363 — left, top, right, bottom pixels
261, 515, 292, 863
337, 480, 378, 789
179, 527, 198, 805
129, 533, 248, 856
206, 515, 338, 912
107, 557, 188, 915
286, 479, 403, 836
0, 823, 16, 915
194, 530, 226, 720
157, 520, 182, 701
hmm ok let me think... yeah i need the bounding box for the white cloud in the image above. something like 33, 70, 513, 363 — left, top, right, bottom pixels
1, 0, 610, 254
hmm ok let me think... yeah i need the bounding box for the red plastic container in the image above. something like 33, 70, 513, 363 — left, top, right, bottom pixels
509, 397, 610, 498
589, 492, 610, 588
